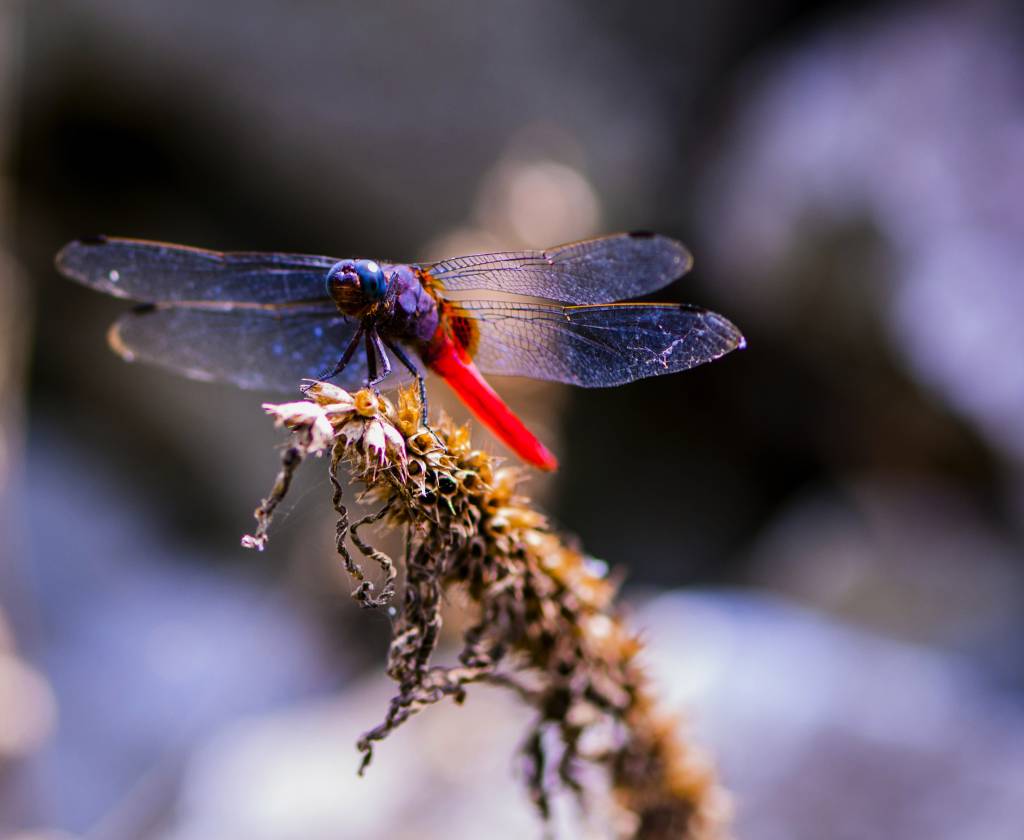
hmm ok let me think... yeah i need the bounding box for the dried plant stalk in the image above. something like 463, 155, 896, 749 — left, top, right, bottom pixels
244, 382, 731, 839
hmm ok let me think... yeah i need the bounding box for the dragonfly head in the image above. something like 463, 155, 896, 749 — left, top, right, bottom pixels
326, 259, 388, 311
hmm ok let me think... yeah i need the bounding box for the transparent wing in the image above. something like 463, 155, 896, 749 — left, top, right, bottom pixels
459, 300, 744, 387
57, 236, 338, 304
421, 232, 692, 304
108, 303, 410, 392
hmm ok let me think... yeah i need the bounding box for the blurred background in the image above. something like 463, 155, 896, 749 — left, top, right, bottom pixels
3, 0, 1024, 837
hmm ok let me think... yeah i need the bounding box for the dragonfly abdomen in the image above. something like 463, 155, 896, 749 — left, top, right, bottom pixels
423, 330, 558, 471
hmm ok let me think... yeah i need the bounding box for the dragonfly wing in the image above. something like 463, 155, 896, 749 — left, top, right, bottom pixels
459, 301, 744, 387
57, 237, 338, 304
109, 303, 408, 392
421, 232, 692, 304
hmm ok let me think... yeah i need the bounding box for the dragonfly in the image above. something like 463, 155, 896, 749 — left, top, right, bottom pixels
56, 232, 744, 470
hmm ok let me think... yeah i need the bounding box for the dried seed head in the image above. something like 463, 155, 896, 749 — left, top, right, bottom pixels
354, 389, 379, 417
381, 422, 407, 463
364, 418, 387, 466
463, 456, 494, 489
454, 469, 485, 497
408, 430, 442, 457
306, 380, 355, 406
492, 505, 546, 532
436, 472, 459, 498
396, 408, 420, 437
261, 401, 335, 453
446, 421, 473, 458
395, 384, 422, 437
489, 467, 522, 505
484, 513, 509, 538
250, 379, 728, 840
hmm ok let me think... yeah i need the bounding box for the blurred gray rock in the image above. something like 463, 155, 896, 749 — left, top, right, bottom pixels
161, 591, 1024, 839
699, 2, 1024, 463
17, 426, 337, 835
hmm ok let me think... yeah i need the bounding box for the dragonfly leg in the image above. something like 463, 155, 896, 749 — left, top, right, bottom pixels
382, 337, 431, 428
304, 324, 365, 392
365, 330, 392, 388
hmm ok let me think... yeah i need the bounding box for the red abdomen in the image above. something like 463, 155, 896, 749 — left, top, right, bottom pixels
422, 327, 558, 471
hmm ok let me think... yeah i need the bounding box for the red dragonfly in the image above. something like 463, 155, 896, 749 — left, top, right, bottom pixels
56, 232, 744, 470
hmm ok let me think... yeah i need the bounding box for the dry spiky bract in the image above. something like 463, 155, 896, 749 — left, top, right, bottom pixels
244, 382, 731, 840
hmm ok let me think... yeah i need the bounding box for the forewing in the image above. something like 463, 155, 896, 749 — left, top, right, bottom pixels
421, 232, 692, 304
461, 301, 744, 387
108, 303, 391, 392
57, 237, 337, 304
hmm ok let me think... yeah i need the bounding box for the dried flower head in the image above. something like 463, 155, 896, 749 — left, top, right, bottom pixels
243, 383, 731, 839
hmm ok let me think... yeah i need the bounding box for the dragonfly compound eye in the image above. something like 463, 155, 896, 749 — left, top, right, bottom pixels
355, 259, 387, 301
326, 260, 361, 308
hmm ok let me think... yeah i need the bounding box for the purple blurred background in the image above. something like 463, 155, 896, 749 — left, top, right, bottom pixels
2, 1, 1024, 838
